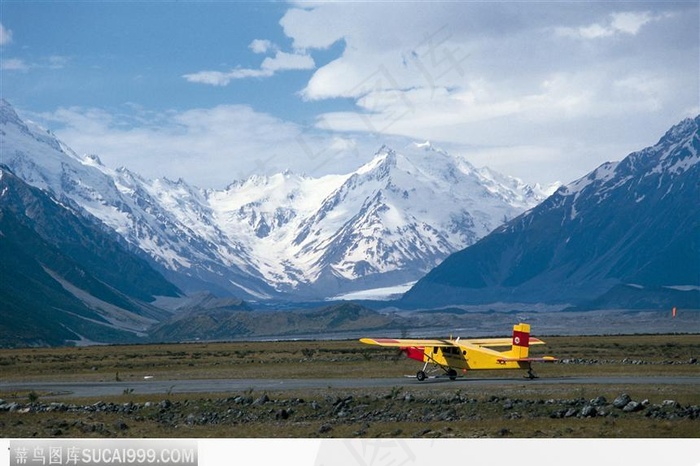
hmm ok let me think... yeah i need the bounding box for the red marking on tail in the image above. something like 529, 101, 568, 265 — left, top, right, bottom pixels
512, 330, 530, 348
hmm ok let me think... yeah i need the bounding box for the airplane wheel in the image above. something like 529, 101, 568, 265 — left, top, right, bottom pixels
448, 369, 457, 380
416, 371, 426, 381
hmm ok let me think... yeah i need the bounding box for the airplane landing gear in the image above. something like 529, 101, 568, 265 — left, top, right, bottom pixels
416, 368, 457, 381
526, 366, 538, 380
415, 359, 460, 382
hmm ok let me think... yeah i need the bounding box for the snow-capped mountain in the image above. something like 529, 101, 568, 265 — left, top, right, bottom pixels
208, 142, 550, 297
1, 99, 548, 300
403, 115, 700, 308
1, 100, 276, 299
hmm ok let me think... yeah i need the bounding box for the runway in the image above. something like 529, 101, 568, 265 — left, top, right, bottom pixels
2, 376, 698, 399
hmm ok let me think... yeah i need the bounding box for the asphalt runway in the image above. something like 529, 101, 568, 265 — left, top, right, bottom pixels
2, 376, 699, 399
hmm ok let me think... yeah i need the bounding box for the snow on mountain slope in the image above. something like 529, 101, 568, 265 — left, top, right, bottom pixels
206, 142, 547, 296
403, 115, 700, 307
1, 100, 274, 299
288, 144, 535, 288
206, 170, 350, 290
2, 99, 547, 300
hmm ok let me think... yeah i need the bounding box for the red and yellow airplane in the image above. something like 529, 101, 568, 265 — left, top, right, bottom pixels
360, 323, 556, 381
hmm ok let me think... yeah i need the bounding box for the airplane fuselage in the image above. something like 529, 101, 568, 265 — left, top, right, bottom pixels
404, 343, 528, 372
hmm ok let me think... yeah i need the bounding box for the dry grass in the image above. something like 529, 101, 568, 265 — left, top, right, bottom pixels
1, 335, 698, 438
1, 334, 698, 382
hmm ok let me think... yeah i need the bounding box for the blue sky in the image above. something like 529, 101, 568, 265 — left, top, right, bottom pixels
1, 1, 698, 188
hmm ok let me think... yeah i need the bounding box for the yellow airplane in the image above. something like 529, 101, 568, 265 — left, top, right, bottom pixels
360, 323, 556, 381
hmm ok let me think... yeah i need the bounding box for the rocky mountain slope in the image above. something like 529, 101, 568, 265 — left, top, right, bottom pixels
0, 165, 181, 347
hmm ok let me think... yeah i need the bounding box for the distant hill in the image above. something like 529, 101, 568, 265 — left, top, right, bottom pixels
148, 302, 403, 342
402, 115, 700, 309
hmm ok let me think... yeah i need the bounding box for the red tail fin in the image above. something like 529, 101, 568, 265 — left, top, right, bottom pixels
511, 323, 531, 359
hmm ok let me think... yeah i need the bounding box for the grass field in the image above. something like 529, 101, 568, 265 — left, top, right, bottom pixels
1, 334, 698, 438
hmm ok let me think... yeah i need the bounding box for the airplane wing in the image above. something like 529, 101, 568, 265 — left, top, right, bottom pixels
463, 337, 546, 347
360, 337, 458, 347
497, 356, 557, 363
360, 337, 547, 348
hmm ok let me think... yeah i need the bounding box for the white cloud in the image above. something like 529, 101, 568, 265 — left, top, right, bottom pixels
183, 68, 273, 86
556, 11, 661, 39
26, 3, 698, 190
183, 46, 315, 86
37, 105, 371, 188
261, 51, 314, 72
250, 39, 275, 54
1, 55, 70, 72
610, 11, 654, 35
276, 2, 697, 185
0, 23, 12, 45
1, 58, 28, 71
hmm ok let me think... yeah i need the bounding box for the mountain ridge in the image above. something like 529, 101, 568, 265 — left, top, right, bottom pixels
402, 115, 700, 308
0, 164, 181, 347
2, 99, 548, 300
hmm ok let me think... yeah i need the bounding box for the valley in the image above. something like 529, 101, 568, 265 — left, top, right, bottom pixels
1, 335, 698, 438
1, 100, 698, 348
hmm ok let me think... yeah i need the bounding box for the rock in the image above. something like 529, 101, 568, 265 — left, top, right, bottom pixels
114, 421, 129, 430
623, 401, 643, 413
334, 396, 353, 406
581, 405, 597, 417
613, 394, 632, 409
549, 409, 565, 419
48, 403, 67, 412
564, 408, 578, 418
253, 394, 269, 406
159, 400, 172, 410
590, 396, 607, 406
318, 424, 332, 434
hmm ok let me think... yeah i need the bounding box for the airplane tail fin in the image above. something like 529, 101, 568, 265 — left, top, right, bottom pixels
510, 323, 531, 359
